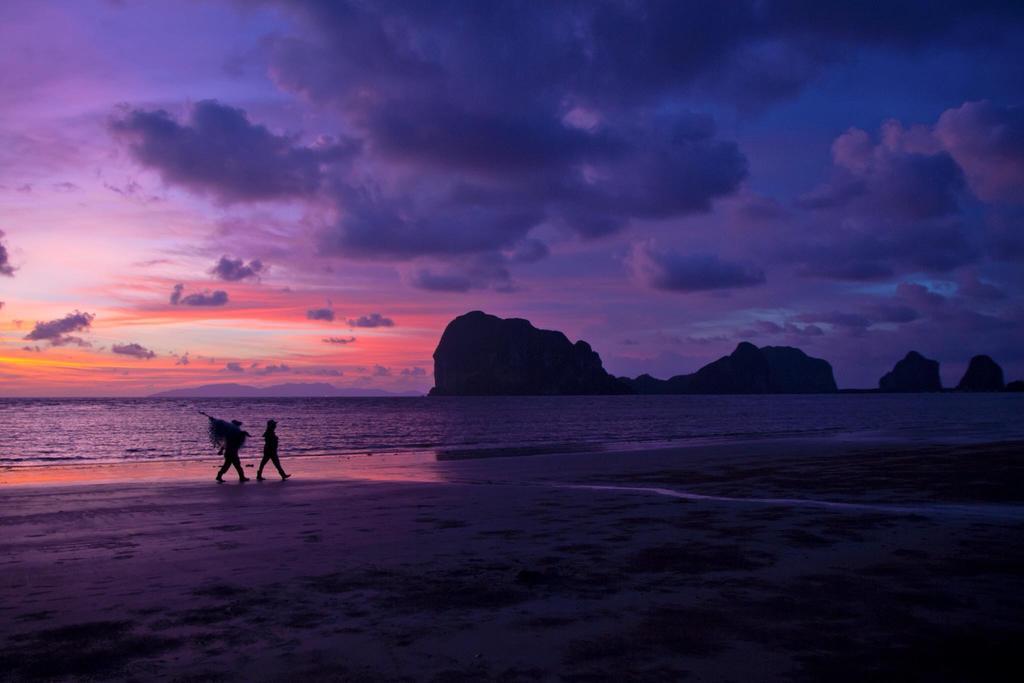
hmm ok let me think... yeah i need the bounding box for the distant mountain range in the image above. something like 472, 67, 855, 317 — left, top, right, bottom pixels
149, 382, 421, 398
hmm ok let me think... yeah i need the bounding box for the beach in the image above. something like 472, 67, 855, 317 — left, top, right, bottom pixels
2, 438, 1023, 681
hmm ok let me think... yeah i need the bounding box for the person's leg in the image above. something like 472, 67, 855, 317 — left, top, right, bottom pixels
271, 453, 289, 479
217, 457, 231, 481
231, 454, 248, 481
257, 453, 271, 480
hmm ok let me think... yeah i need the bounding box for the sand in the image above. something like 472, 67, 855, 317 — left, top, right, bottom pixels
2, 438, 1023, 681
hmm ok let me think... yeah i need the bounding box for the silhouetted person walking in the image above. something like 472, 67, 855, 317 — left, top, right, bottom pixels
200, 411, 251, 482
257, 419, 290, 481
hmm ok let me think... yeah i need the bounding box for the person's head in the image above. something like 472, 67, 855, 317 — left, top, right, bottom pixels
266, 419, 277, 431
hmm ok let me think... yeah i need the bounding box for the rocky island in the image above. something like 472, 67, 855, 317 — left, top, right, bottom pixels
621, 342, 837, 394
878, 351, 942, 392
956, 354, 1005, 392
429, 311, 629, 395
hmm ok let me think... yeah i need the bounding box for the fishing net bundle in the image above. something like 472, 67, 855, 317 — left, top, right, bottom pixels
200, 412, 246, 450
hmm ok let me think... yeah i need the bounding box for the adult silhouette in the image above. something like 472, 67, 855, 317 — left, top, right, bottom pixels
257, 419, 291, 481
200, 412, 251, 482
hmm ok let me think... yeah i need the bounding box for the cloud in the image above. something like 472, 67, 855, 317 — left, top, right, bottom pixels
175, 352, 191, 365
323, 336, 356, 345
408, 269, 474, 293
629, 242, 766, 292
400, 366, 426, 377
270, 2, 1017, 113
211, 256, 264, 281
793, 311, 873, 333
785, 113, 1003, 280
111, 342, 156, 359
306, 307, 335, 321
262, 0, 1018, 267
407, 252, 517, 293
254, 363, 290, 375
372, 364, 391, 377
800, 122, 967, 219
24, 311, 95, 346
225, 362, 245, 373
319, 112, 747, 259
935, 100, 1024, 202
170, 283, 229, 306
347, 313, 394, 328
111, 99, 358, 203
0, 231, 14, 276
957, 271, 1006, 300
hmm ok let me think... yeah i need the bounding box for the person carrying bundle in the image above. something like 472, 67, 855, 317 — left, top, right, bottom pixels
199, 411, 252, 483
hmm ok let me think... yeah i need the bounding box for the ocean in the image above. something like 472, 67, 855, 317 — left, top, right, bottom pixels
2, 394, 1022, 467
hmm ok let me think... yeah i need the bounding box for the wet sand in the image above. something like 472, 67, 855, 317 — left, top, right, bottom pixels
2, 439, 1023, 681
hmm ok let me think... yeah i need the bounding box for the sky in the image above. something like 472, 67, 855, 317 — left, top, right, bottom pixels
1, 0, 1023, 396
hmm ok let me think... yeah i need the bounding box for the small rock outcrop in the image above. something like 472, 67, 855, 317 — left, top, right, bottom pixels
621, 342, 837, 394
878, 351, 942, 392
429, 311, 630, 396
956, 355, 1005, 392
1006, 380, 1024, 392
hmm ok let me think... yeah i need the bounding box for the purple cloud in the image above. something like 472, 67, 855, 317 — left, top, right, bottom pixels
936, 100, 1024, 202
112, 342, 156, 359
24, 311, 95, 346
323, 336, 356, 345
111, 99, 358, 203
0, 231, 14, 276
347, 313, 394, 328
170, 284, 229, 306
306, 307, 335, 321
211, 256, 264, 281
630, 242, 766, 292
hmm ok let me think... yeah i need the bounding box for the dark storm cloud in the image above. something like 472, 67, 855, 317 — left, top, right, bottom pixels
110, 99, 358, 203
347, 313, 394, 328
630, 242, 766, 292
323, 190, 543, 259
259, 0, 1022, 268
0, 231, 14, 276
111, 342, 156, 359
170, 283, 229, 306
306, 307, 335, 321
24, 310, 95, 346
211, 256, 264, 281
319, 112, 747, 258
271, 1, 1021, 111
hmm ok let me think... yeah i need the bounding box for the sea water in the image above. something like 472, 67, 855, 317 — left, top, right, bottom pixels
1, 394, 1021, 467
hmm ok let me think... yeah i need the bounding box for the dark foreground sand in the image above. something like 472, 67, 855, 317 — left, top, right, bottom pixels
2, 439, 1023, 681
